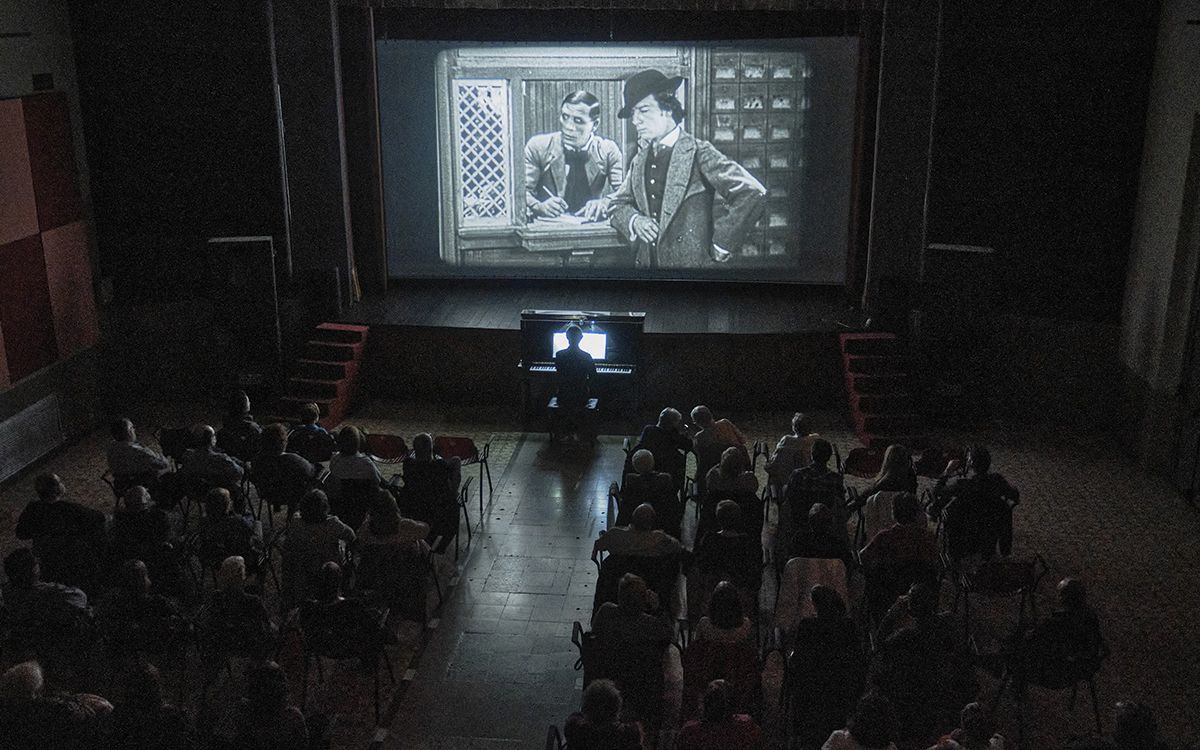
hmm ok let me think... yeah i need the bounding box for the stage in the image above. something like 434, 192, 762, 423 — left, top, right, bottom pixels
342, 279, 852, 420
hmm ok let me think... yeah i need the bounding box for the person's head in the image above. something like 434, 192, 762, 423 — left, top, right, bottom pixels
810, 584, 847, 619
205, 487, 233, 519
718, 446, 744, 478
1058, 577, 1088, 613
808, 502, 835, 536
616, 573, 651, 612
368, 488, 402, 536
715, 499, 742, 531
906, 581, 938, 621
559, 91, 600, 149
227, 390, 251, 417
192, 423, 217, 449
690, 405, 714, 428
630, 503, 657, 532
847, 691, 897, 748
217, 555, 247, 593
658, 407, 682, 430
119, 559, 152, 598
246, 661, 289, 714
111, 417, 136, 443
875, 444, 912, 482
34, 473, 65, 502
892, 492, 921, 525
4, 548, 39, 588
810, 439, 832, 467
966, 444, 991, 475
631, 449, 655, 475
791, 412, 809, 436
630, 89, 684, 142
121, 661, 165, 712
0, 661, 44, 704
564, 323, 583, 347
315, 561, 342, 602
300, 488, 331, 524
300, 402, 321, 426
957, 702, 996, 746
700, 679, 733, 723
580, 679, 622, 726
260, 422, 288, 455
708, 581, 743, 629
412, 432, 434, 460
336, 425, 364, 455
1113, 701, 1159, 749
123, 485, 151, 512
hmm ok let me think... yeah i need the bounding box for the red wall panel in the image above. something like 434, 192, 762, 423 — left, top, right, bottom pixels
41, 220, 100, 357
22, 92, 83, 232
0, 99, 38, 246
0, 234, 59, 381
0, 322, 9, 387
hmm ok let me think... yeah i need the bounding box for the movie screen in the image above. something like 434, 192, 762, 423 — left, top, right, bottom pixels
378, 40, 859, 283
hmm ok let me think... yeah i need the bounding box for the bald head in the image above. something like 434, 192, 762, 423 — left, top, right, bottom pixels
690, 406, 714, 428
632, 449, 655, 474
631, 503, 657, 531
123, 485, 151, 511
658, 407, 682, 429
192, 423, 217, 448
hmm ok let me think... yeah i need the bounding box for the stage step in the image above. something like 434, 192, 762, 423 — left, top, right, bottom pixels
845, 373, 909, 394
839, 330, 924, 450
856, 413, 921, 435
845, 355, 906, 376
851, 392, 915, 414
286, 378, 347, 400
313, 322, 370, 344
270, 322, 370, 431
304, 340, 362, 362
296, 359, 353, 381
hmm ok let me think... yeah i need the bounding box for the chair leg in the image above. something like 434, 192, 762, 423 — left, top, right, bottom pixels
1089, 678, 1102, 734
373, 654, 382, 726
302, 653, 311, 711
429, 556, 444, 606
382, 649, 396, 684
1069, 682, 1079, 710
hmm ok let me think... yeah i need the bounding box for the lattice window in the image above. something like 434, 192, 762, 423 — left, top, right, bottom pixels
454, 79, 511, 225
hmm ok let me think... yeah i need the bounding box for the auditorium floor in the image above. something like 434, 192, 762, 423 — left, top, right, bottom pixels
0, 403, 1197, 749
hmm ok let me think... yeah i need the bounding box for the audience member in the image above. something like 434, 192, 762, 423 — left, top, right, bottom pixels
281, 489, 356, 607
1112, 701, 1169, 750
691, 406, 748, 496
822, 691, 900, 750
790, 502, 854, 572
106, 662, 194, 750
705, 446, 759, 498
180, 424, 246, 503
357, 489, 432, 624
327, 425, 383, 492
929, 445, 1019, 560
1009, 578, 1106, 690
696, 581, 753, 645
110, 485, 174, 560
15, 473, 106, 589
563, 679, 643, 750
399, 432, 461, 553
201, 555, 277, 661
680, 679, 765, 750
927, 702, 1006, 750
593, 504, 684, 558
96, 559, 187, 662
620, 449, 679, 534
766, 412, 819, 492
592, 573, 676, 646
2, 548, 93, 657
287, 402, 335, 464
693, 500, 762, 600
216, 390, 262, 462
106, 417, 171, 483
864, 444, 918, 498
222, 661, 308, 749
784, 439, 844, 533
250, 422, 319, 517
788, 585, 864, 747
0, 660, 113, 750
198, 487, 264, 574
636, 407, 692, 494
860, 492, 937, 571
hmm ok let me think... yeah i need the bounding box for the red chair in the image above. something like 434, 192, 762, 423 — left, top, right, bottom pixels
365, 432, 408, 482
841, 446, 884, 478
434, 435, 493, 518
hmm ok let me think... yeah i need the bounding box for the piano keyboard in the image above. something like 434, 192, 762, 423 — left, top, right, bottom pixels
528, 363, 633, 375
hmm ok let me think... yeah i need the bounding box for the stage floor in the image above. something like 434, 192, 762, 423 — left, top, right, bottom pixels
346, 278, 853, 334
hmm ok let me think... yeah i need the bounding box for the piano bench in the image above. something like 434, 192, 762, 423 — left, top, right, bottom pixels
547, 397, 599, 444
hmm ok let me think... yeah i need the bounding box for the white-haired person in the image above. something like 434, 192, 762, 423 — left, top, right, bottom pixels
620, 449, 680, 537
690, 406, 748, 497
634, 407, 693, 494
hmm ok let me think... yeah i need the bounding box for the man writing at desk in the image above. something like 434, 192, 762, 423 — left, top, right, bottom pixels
525, 91, 624, 223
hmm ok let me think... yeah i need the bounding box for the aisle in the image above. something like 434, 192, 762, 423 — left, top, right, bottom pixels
381, 434, 622, 749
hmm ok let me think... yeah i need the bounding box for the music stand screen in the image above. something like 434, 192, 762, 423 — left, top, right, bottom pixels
553, 332, 607, 361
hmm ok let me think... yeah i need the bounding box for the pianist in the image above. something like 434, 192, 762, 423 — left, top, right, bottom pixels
555, 324, 596, 411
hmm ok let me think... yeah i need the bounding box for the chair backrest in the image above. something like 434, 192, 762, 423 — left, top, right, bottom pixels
861, 491, 906, 544
775, 556, 849, 635
433, 436, 479, 462
593, 553, 681, 618
842, 447, 884, 478
365, 432, 408, 463
157, 427, 194, 463
681, 637, 760, 720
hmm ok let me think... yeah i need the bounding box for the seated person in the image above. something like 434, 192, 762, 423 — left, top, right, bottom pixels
1110, 701, 1170, 750
107, 417, 171, 488
592, 572, 676, 645
695, 581, 753, 645
928, 702, 1007, 750
0, 660, 113, 750
96, 559, 188, 660
298, 562, 389, 660
1009, 578, 1106, 689
281, 489, 356, 608
198, 488, 265, 574
694, 501, 763, 595
220, 661, 308, 749
15, 473, 106, 590
180, 424, 246, 504
788, 586, 864, 748
2, 548, 92, 654
250, 422, 319, 517
105, 662, 194, 750
554, 323, 596, 412
399, 432, 461, 553
857, 444, 918, 502
563, 678, 643, 750
215, 389, 262, 462
287, 402, 335, 464
690, 406, 748, 496
635, 407, 692, 495
327, 425, 383, 493
357, 489, 432, 624
859, 492, 937, 572
783, 440, 844, 534
593, 503, 684, 558
110, 485, 174, 560
201, 555, 277, 661
790, 503, 854, 573
704, 446, 759, 498
680, 679, 766, 750
821, 691, 900, 750
765, 412, 819, 495
929, 445, 1019, 560
620, 449, 679, 534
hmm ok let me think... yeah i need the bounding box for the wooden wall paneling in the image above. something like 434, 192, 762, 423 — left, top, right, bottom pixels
41, 220, 100, 357
22, 92, 83, 232
0, 234, 59, 381
0, 99, 39, 246
0, 319, 8, 387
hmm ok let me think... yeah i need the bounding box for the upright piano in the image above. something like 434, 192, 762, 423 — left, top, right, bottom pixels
518, 309, 645, 420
